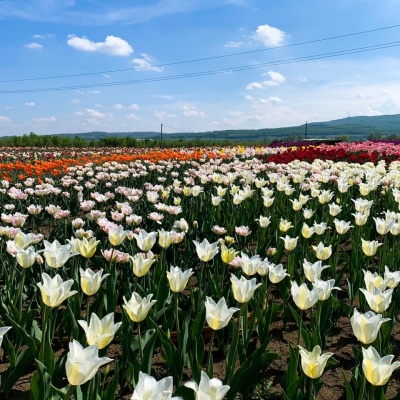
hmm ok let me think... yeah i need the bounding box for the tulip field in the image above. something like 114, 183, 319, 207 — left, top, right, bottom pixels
1, 141, 400, 399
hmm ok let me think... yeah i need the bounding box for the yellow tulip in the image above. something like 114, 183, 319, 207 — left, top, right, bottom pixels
205, 297, 239, 330
66, 340, 112, 386
298, 345, 333, 379
362, 346, 400, 386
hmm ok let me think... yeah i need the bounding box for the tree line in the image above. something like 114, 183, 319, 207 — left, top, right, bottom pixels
0, 132, 261, 148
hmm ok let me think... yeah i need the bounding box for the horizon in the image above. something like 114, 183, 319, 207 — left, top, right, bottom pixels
1, 1, 400, 136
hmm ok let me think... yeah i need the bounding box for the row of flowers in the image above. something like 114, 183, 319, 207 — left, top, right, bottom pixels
5, 140, 400, 182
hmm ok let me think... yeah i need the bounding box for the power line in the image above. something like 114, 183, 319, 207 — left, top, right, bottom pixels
1, 40, 400, 94
162, 124, 189, 133
1, 23, 400, 83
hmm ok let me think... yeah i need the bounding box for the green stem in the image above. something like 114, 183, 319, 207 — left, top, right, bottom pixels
264, 281, 271, 308
308, 377, 314, 400
207, 330, 215, 378
241, 302, 248, 346
137, 322, 143, 361
317, 301, 322, 346
369, 385, 376, 400
357, 371, 366, 400
175, 292, 180, 345
297, 310, 303, 348
237, 306, 242, 339
9, 259, 17, 299
86, 295, 91, 323
19, 269, 26, 321
88, 375, 96, 399
39, 305, 49, 364
64, 384, 75, 400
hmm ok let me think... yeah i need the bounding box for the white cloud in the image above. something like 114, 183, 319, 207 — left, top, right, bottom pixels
182, 105, 206, 118
126, 113, 139, 120
262, 70, 285, 82
246, 70, 286, 90
259, 96, 282, 104
224, 41, 243, 48
154, 111, 176, 118
0, 116, 11, 122
24, 102, 35, 107
252, 24, 286, 47
132, 53, 163, 72
67, 35, 133, 56
24, 42, 43, 50
32, 116, 56, 122
32, 34, 45, 39
75, 109, 106, 118
102, 73, 111, 78
113, 103, 139, 110
70, 99, 81, 104
353, 107, 383, 117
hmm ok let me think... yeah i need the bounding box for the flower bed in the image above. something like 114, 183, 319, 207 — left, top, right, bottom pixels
0, 143, 400, 399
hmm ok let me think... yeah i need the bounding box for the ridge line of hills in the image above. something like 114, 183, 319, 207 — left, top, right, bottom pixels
3, 113, 400, 143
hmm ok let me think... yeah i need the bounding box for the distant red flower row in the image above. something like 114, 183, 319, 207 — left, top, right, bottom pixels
262, 143, 400, 164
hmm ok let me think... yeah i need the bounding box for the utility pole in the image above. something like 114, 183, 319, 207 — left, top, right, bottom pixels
160, 123, 163, 146
304, 121, 308, 139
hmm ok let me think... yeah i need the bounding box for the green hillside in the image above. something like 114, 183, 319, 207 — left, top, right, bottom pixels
60, 114, 400, 142
2, 113, 400, 145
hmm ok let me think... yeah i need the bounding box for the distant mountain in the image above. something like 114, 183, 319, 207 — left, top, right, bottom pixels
5, 113, 400, 143
56, 131, 159, 141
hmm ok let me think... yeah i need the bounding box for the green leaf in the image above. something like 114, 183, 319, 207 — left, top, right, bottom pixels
289, 305, 311, 348
155, 269, 170, 312
30, 359, 52, 400
102, 360, 119, 400
190, 306, 206, 341
342, 368, 354, 400
52, 350, 68, 388
224, 320, 239, 384
282, 344, 300, 394
2, 335, 16, 368
4, 313, 39, 358
141, 329, 157, 375
151, 318, 184, 385
226, 338, 279, 399
65, 304, 80, 341
2, 348, 35, 392
175, 385, 196, 400
50, 384, 73, 400
283, 376, 304, 400
187, 335, 204, 384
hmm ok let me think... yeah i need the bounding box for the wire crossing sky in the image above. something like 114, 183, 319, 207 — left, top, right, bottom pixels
0, 0, 400, 135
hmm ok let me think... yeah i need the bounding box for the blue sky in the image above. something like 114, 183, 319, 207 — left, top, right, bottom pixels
1, 0, 400, 136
